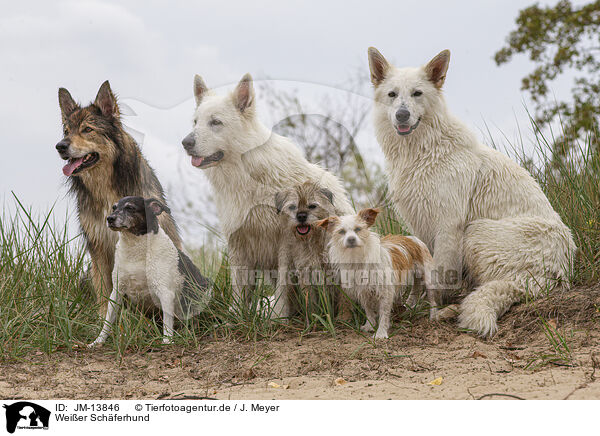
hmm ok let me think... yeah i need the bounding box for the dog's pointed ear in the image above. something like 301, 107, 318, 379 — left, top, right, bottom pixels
368, 47, 391, 87
145, 198, 170, 216
425, 50, 450, 89
315, 216, 339, 232
358, 208, 381, 227
319, 188, 334, 205
194, 74, 208, 107
94, 80, 120, 119
274, 191, 288, 214
233, 73, 254, 114
58, 88, 79, 120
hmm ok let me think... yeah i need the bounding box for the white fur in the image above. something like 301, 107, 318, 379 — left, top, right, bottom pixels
326, 214, 434, 339
185, 74, 354, 303
369, 48, 576, 337
89, 228, 184, 346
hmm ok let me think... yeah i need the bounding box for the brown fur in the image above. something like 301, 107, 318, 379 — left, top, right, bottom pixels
57, 81, 182, 314
381, 234, 429, 272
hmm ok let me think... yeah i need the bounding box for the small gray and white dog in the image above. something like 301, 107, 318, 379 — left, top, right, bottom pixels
272, 182, 338, 323
88, 196, 212, 346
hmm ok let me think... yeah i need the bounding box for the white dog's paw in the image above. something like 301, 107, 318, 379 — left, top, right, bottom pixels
162, 337, 174, 345
87, 340, 103, 348
360, 323, 375, 333
458, 306, 498, 338
374, 330, 389, 340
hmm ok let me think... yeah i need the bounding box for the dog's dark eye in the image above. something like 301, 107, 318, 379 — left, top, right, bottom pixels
308, 204, 317, 209
63, 128, 69, 136
209, 118, 223, 127
125, 205, 135, 212
112, 205, 117, 211
388, 91, 397, 98
355, 227, 361, 232
339, 229, 346, 235
412, 90, 423, 97
82, 126, 93, 133
289, 205, 297, 211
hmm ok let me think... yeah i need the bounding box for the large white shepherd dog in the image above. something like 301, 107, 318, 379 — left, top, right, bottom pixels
367, 47, 576, 337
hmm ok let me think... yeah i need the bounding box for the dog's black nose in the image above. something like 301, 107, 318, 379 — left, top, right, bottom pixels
346, 236, 357, 247
296, 211, 308, 222
182, 133, 196, 151
395, 108, 411, 123
106, 215, 115, 225
55, 139, 70, 153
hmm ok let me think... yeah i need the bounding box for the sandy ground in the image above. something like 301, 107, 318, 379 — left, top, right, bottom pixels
1, 287, 599, 400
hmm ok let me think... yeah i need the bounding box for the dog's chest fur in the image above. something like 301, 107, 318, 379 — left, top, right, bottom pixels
283, 230, 328, 271
113, 229, 182, 307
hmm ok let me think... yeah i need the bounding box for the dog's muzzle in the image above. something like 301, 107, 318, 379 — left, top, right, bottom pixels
190, 150, 225, 169
395, 117, 421, 136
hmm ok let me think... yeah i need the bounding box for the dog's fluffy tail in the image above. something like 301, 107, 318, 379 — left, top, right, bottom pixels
457, 280, 521, 338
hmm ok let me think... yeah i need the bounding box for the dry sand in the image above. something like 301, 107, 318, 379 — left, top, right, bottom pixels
1, 286, 599, 400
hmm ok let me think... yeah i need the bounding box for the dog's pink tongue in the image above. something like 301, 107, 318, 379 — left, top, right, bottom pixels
62, 157, 84, 176
191, 156, 204, 167
397, 125, 411, 133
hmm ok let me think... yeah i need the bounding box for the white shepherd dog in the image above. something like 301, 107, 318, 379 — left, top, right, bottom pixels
181, 73, 353, 314
367, 47, 576, 337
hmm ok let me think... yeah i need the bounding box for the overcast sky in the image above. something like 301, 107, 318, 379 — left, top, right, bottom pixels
0, 0, 582, 245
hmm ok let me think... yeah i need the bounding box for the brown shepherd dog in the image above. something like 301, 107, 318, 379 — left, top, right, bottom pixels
56, 81, 182, 314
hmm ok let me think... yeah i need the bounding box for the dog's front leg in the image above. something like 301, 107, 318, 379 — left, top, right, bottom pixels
158, 290, 176, 344
374, 293, 394, 339
360, 300, 377, 333
88, 283, 122, 347
431, 223, 465, 297
298, 269, 315, 327
228, 248, 250, 311
271, 253, 290, 320
90, 256, 114, 317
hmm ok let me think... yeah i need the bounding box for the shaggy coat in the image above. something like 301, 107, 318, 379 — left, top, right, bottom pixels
318, 208, 434, 339
57, 81, 182, 314
181, 74, 354, 309
368, 47, 576, 337
273, 182, 338, 322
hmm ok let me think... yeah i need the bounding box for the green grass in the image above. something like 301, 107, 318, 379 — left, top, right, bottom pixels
525, 317, 574, 369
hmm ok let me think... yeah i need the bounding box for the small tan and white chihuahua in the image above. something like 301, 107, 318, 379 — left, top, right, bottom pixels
317, 208, 437, 339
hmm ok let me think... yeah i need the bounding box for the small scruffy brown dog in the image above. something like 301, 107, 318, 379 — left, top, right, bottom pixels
272, 182, 338, 324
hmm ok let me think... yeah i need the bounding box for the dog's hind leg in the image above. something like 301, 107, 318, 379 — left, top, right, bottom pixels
460, 216, 575, 338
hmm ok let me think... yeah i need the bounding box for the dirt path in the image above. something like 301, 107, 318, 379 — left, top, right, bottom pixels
2, 288, 599, 400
